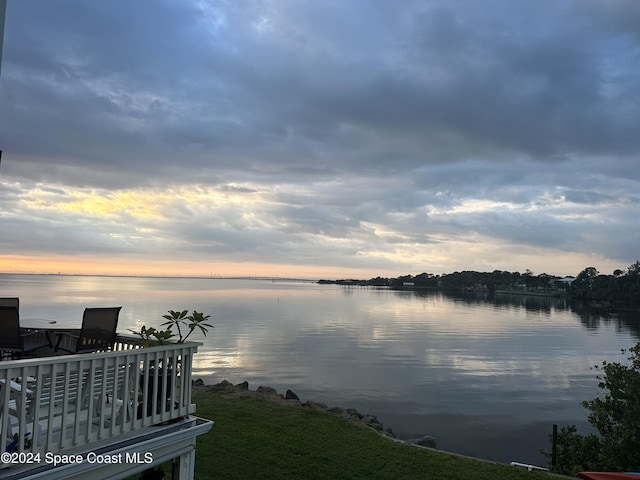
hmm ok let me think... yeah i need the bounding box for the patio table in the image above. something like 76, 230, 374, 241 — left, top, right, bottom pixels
20, 318, 60, 328
19, 319, 77, 357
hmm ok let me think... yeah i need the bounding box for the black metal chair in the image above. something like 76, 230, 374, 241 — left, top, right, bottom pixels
0, 306, 50, 360
0, 297, 19, 309
54, 307, 122, 354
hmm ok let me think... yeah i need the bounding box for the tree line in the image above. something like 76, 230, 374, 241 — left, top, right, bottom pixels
319, 260, 640, 309
570, 261, 640, 308
320, 269, 564, 290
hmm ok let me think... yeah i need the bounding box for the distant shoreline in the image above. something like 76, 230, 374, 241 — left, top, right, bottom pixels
0, 272, 318, 282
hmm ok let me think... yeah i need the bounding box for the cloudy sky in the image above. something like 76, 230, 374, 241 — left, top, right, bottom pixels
0, 0, 638, 279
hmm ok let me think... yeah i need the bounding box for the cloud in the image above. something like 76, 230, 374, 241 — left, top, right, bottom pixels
0, 0, 638, 277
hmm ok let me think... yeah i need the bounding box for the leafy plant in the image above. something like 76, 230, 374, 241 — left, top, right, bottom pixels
542, 425, 602, 476
127, 325, 176, 347
582, 343, 640, 470
128, 309, 213, 347
543, 342, 640, 474
161, 309, 214, 343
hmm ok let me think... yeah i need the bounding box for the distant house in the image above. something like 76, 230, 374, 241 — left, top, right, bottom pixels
551, 276, 575, 290
403, 282, 415, 287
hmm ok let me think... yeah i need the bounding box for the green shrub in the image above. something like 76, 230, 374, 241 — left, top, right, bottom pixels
544, 342, 640, 475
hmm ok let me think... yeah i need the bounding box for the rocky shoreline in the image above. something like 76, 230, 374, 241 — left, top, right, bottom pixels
193, 379, 437, 449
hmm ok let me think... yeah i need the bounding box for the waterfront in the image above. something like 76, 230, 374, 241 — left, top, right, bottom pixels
1, 273, 638, 465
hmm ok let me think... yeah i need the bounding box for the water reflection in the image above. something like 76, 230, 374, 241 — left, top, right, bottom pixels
389, 288, 640, 338
3, 274, 639, 464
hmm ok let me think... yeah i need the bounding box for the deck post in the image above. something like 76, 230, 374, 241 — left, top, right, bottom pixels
173, 444, 196, 480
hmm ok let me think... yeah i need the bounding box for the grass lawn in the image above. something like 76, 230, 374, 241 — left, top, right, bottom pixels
185, 387, 558, 480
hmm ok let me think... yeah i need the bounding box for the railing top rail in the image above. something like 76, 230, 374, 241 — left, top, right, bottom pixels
0, 338, 201, 369
116, 333, 203, 348
115, 333, 203, 349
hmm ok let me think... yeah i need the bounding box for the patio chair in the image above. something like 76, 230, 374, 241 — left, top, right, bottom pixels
54, 307, 122, 354
0, 306, 50, 360
0, 297, 19, 309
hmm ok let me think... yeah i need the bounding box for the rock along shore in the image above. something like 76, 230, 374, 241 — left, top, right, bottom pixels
192, 379, 437, 450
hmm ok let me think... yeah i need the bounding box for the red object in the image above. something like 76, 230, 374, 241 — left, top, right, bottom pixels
577, 474, 640, 480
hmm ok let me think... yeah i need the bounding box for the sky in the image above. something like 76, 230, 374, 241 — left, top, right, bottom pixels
0, 0, 639, 280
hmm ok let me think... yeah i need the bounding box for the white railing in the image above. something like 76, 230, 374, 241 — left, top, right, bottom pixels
0, 336, 200, 465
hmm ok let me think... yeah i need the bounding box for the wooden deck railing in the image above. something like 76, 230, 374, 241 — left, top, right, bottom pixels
0, 336, 200, 465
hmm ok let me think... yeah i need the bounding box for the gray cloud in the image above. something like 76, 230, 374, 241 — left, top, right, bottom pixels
0, 0, 638, 277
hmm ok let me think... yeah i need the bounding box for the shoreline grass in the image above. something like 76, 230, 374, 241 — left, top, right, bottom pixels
188, 387, 559, 480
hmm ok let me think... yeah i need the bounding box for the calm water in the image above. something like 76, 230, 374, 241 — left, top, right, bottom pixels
2, 274, 638, 465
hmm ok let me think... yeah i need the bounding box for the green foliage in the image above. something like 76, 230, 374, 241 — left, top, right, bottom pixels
542, 425, 602, 476
127, 325, 176, 347
161, 309, 213, 343
571, 267, 599, 298
569, 261, 640, 307
582, 343, 640, 470
128, 309, 213, 346
388, 269, 567, 293
545, 342, 640, 475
